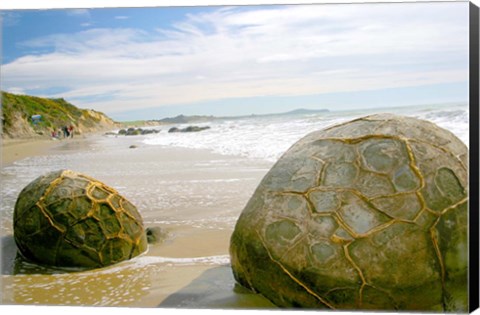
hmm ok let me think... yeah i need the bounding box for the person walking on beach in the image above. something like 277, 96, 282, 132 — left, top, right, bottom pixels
63, 126, 70, 138
68, 125, 74, 138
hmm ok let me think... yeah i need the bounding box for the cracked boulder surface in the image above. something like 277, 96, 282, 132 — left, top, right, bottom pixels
230, 114, 468, 312
13, 170, 148, 269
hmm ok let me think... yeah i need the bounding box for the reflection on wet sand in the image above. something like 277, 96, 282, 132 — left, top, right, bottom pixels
9, 264, 152, 306
2, 229, 273, 308
159, 266, 276, 309
1, 236, 152, 306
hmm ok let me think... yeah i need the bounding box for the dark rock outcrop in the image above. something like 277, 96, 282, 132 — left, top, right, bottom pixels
168, 126, 210, 133
119, 128, 160, 136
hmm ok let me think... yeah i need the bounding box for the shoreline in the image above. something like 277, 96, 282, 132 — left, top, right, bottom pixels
1, 134, 103, 167
1, 138, 60, 167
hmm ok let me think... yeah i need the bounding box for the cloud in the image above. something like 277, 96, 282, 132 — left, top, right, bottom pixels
66, 8, 90, 17
1, 3, 469, 115
114, 16, 129, 20
5, 87, 26, 95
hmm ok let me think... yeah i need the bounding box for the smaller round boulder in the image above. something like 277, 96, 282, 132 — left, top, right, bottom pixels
13, 170, 148, 269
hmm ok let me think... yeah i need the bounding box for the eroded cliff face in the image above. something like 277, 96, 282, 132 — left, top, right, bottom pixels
4, 111, 37, 138
1, 92, 119, 139
76, 109, 119, 134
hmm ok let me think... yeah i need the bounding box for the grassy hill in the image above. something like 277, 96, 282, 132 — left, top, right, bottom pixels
1, 91, 118, 139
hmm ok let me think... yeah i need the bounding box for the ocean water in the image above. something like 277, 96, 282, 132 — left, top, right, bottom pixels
143, 103, 469, 162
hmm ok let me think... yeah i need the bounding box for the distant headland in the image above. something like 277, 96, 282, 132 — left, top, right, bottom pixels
148, 108, 330, 124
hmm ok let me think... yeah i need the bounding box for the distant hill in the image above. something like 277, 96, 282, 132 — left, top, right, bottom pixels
152, 108, 329, 124
276, 108, 329, 116
156, 114, 215, 124
1, 91, 119, 139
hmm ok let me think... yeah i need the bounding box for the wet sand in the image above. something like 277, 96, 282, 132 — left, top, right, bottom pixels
1, 138, 59, 166
0, 134, 276, 310
1, 136, 94, 167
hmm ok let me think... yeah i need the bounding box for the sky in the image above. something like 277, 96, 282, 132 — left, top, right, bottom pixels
0, 1, 470, 121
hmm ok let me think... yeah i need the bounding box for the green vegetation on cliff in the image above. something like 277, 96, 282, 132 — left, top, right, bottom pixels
1, 91, 118, 138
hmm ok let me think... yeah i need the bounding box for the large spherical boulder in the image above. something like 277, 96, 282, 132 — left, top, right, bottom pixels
230, 114, 468, 312
14, 170, 148, 269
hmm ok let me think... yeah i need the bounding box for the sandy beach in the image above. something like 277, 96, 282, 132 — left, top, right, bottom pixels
0, 133, 276, 309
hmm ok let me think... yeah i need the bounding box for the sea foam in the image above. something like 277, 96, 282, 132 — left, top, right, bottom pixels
143, 103, 469, 162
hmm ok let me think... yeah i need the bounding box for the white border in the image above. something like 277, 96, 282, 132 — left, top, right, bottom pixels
0, 1, 478, 315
